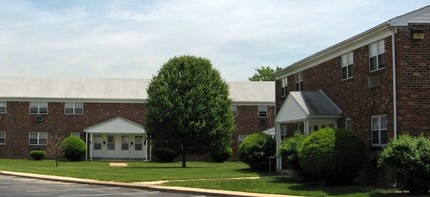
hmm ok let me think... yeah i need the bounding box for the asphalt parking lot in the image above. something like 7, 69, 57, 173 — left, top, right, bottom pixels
0, 175, 213, 197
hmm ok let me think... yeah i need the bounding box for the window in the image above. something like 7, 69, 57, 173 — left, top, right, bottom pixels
0, 132, 5, 145
345, 118, 352, 131
258, 106, 268, 118
29, 102, 48, 114
29, 132, 48, 145
371, 115, 387, 146
369, 40, 385, 71
65, 102, 83, 115
70, 132, 80, 138
341, 52, 354, 79
295, 72, 303, 91
238, 135, 248, 146
281, 125, 288, 140
281, 78, 288, 97
0, 101, 6, 114
231, 105, 238, 117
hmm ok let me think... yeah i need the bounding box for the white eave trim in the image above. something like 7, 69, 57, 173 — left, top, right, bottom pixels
0, 97, 147, 103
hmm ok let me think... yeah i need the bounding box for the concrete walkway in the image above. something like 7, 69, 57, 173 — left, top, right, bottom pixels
0, 170, 302, 197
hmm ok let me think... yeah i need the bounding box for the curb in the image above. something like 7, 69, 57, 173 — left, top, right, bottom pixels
0, 171, 298, 197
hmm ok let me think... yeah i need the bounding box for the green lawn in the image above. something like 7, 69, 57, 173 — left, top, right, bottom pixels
163, 177, 403, 197
0, 159, 407, 196
0, 159, 260, 182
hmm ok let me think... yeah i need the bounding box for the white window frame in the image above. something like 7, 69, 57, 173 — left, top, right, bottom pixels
0, 101, 6, 114
341, 52, 354, 80
345, 118, 352, 131
29, 132, 48, 145
238, 135, 248, 146
258, 106, 268, 118
281, 125, 288, 141
371, 115, 387, 146
281, 78, 288, 97
0, 131, 5, 145
231, 105, 238, 117
64, 102, 84, 115
295, 72, 303, 91
29, 102, 48, 114
70, 132, 80, 138
369, 40, 385, 72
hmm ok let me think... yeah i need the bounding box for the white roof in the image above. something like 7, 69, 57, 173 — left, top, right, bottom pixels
84, 116, 145, 134
0, 76, 274, 105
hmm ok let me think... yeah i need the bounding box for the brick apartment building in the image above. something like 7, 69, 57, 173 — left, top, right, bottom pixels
273, 5, 430, 179
0, 77, 274, 161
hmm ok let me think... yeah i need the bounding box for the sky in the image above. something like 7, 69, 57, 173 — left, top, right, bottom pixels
0, 1, 429, 81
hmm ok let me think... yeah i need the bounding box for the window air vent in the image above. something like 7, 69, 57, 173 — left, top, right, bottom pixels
34, 115, 44, 122
368, 74, 381, 88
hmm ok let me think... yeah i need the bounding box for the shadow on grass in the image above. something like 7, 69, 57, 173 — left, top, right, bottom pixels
268, 177, 417, 197
235, 168, 271, 177
127, 166, 205, 169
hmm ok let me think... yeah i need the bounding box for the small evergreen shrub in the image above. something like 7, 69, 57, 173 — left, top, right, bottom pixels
153, 145, 178, 162
210, 147, 232, 163
279, 131, 306, 175
30, 150, 46, 160
298, 128, 365, 184
238, 133, 276, 171
379, 135, 430, 194
61, 136, 86, 161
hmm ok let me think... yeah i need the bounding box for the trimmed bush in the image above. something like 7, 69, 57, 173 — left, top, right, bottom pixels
61, 136, 86, 161
298, 128, 365, 184
153, 145, 178, 162
279, 131, 306, 175
378, 135, 430, 194
210, 147, 232, 163
238, 133, 276, 171
30, 150, 46, 160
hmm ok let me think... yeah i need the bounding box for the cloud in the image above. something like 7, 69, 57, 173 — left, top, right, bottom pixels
0, 0, 428, 80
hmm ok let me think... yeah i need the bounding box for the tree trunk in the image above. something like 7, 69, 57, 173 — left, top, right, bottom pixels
182, 153, 187, 168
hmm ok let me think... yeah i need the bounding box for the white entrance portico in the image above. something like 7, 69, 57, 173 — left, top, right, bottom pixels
84, 116, 150, 160
275, 90, 342, 169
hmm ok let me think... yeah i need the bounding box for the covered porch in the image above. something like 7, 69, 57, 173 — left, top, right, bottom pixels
84, 116, 150, 161
275, 90, 342, 169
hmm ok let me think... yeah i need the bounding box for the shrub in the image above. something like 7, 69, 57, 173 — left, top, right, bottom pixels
279, 131, 306, 175
378, 135, 430, 194
30, 150, 46, 160
61, 136, 86, 161
210, 147, 232, 163
238, 133, 276, 171
298, 128, 365, 184
153, 144, 178, 162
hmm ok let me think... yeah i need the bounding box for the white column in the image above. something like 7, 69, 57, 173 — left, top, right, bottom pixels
304, 120, 310, 135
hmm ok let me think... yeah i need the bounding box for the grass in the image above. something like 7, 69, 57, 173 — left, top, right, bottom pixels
0, 159, 412, 196
163, 177, 405, 197
0, 159, 260, 182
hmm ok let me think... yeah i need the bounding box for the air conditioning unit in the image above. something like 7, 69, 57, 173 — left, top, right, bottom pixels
368, 74, 381, 88
34, 115, 43, 122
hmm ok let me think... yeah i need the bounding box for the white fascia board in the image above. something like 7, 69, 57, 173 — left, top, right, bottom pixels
1, 97, 147, 103
232, 101, 275, 106
275, 24, 391, 80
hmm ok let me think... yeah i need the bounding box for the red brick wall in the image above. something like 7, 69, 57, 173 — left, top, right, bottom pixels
275, 35, 394, 148
395, 24, 430, 136
0, 102, 146, 158
0, 101, 274, 160
231, 105, 275, 160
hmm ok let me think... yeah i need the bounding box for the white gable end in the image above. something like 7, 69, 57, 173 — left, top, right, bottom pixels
84, 116, 145, 134
275, 95, 307, 123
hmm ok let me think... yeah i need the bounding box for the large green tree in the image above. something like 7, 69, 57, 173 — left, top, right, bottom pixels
145, 55, 234, 167
248, 66, 282, 81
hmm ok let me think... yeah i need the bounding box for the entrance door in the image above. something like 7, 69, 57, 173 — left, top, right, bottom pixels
133, 135, 145, 159
106, 135, 117, 158
119, 135, 130, 158
92, 134, 104, 158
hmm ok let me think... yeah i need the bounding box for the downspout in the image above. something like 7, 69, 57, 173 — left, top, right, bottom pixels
391, 27, 398, 139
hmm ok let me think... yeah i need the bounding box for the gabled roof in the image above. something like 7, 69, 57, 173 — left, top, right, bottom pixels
275, 90, 342, 123
274, 5, 430, 79
0, 77, 274, 105
84, 116, 145, 134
